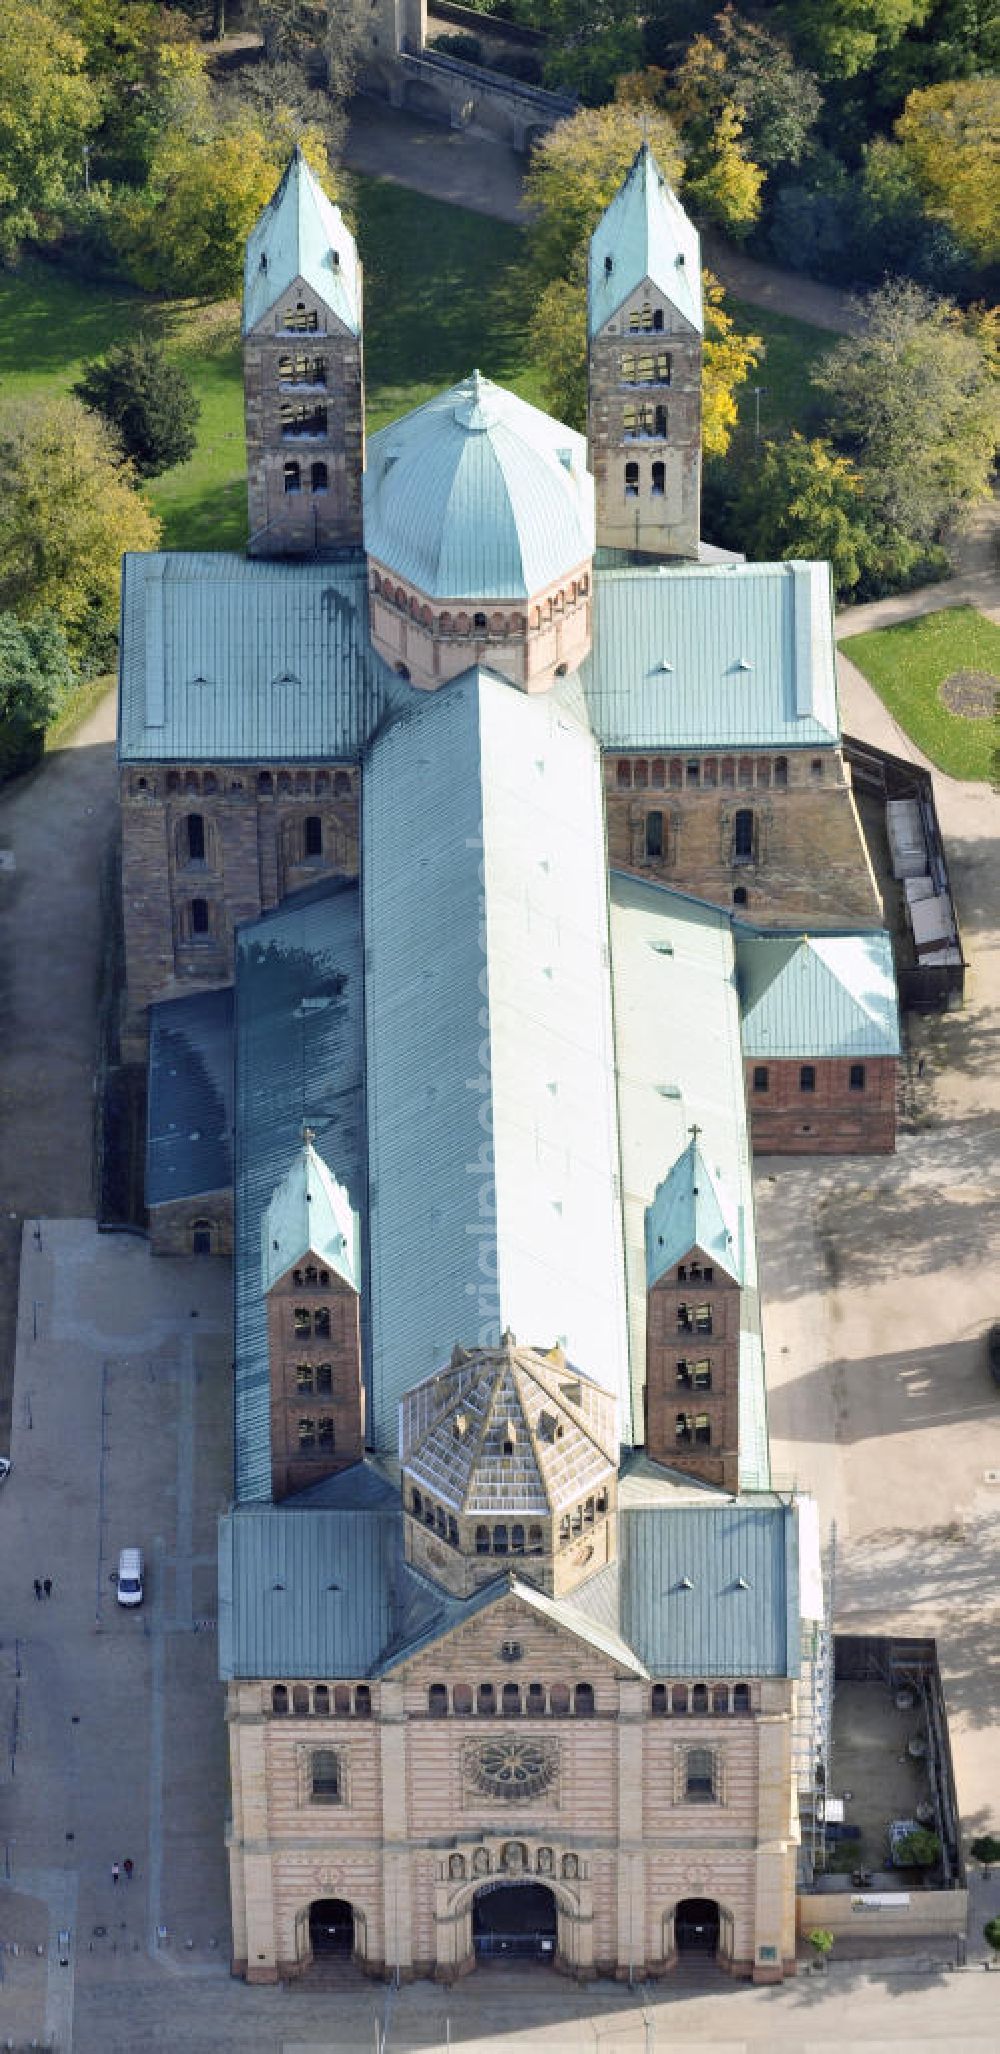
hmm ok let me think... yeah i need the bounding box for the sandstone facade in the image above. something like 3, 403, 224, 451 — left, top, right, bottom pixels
604, 747, 883, 927
226, 1594, 799, 1986
120, 763, 360, 1056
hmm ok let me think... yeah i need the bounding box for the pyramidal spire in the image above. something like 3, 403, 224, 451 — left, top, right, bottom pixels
261, 1134, 359, 1295
242, 147, 361, 339
588, 141, 702, 340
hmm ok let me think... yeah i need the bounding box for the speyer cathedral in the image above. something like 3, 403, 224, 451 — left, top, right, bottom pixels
118, 145, 901, 1981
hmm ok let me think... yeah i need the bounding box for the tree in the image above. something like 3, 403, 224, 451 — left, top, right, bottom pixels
113, 119, 330, 300
813, 282, 1000, 544
727, 433, 870, 594
670, 9, 822, 171
494, 0, 643, 103
895, 79, 1000, 264
0, 610, 76, 778
702, 276, 763, 457
0, 397, 160, 665
683, 102, 765, 238
970, 1835, 1000, 1876
0, 0, 99, 258
66, 0, 209, 190
525, 102, 685, 289
893, 1826, 941, 1867
74, 335, 200, 479
985, 1915, 1000, 1965
808, 1927, 835, 1965
777, 0, 934, 81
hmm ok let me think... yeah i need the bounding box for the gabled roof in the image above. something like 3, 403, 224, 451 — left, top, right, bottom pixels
363, 371, 594, 601
400, 1340, 617, 1517
261, 1136, 359, 1296
218, 1490, 803, 1680
582, 560, 840, 750
736, 930, 901, 1059
588, 143, 702, 339
243, 146, 360, 338
646, 1135, 742, 1289
363, 667, 630, 1450
378, 1570, 648, 1679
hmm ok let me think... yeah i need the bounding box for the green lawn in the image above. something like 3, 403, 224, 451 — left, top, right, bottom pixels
840, 607, 1000, 780
0, 179, 830, 553
725, 297, 833, 445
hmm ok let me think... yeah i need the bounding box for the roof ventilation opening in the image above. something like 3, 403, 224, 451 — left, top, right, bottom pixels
557, 449, 574, 471
678, 1575, 694, 1590
736, 1575, 751, 1590
737, 657, 753, 672
660, 658, 674, 672
604, 254, 613, 277
676, 252, 686, 266
453, 1410, 469, 1442
502, 1419, 517, 1456
332, 250, 340, 269
259, 251, 268, 273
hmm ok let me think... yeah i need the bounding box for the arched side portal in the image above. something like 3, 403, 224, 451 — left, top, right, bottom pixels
296, 1898, 366, 1975
472, 1881, 557, 1963
674, 1897, 720, 1955
662, 1897, 734, 1971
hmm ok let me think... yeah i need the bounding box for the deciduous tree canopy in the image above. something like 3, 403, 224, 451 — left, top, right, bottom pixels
0, 0, 98, 258
813, 281, 1000, 541
895, 78, 1000, 262
0, 397, 160, 663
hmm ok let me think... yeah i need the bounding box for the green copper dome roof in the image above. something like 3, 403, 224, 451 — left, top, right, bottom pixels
243, 146, 360, 339
363, 372, 595, 601
589, 142, 702, 339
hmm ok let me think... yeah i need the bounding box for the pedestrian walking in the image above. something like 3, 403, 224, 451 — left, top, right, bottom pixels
42, 1577, 52, 1599
111, 1862, 120, 1886
123, 1859, 133, 1881
33, 1579, 42, 1600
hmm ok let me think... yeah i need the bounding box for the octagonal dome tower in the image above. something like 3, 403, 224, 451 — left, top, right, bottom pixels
399, 1335, 618, 1599
363, 371, 595, 693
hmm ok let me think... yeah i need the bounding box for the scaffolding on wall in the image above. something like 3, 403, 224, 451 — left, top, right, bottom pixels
794, 1519, 835, 1887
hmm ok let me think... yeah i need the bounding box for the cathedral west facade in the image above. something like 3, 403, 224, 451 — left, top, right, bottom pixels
120, 145, 901, 1985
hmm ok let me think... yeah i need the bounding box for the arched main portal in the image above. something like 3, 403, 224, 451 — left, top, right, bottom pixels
308, 1898, 355, 1958
472, 1881, 557, 1963
675, 1898, 720, 1956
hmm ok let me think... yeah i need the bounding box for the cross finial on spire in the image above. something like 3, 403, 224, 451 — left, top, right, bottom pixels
302, 1123, 315, 1147
688, 1121, 702, 1147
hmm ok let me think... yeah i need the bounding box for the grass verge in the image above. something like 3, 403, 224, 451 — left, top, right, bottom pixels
840, 606, 999, 780
45, 672, 117, 752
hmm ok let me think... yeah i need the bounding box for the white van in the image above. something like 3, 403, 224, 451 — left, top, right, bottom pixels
116, 1548, 144, 1607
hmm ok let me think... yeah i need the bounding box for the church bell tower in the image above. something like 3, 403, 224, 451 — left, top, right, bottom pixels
587, 144, 703, 562
242, 147, 365, 558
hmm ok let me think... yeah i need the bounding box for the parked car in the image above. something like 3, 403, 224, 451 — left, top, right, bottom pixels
988, 1324, 1000, 1386
116, 1547, 144, 1607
